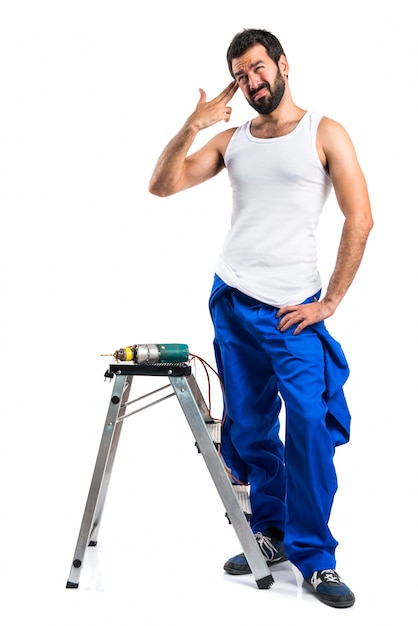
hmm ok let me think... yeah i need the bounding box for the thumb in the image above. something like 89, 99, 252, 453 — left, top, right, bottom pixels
197, 88, 207, 104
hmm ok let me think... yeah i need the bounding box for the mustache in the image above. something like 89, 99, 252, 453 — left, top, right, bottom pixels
249, 82, 270, 98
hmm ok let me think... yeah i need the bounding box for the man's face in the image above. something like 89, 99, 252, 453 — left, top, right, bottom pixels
231, 43, 286, 114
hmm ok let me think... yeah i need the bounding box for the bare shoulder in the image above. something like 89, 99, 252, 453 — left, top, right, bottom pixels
317, 116, 360, 168
318, 116, 355, 152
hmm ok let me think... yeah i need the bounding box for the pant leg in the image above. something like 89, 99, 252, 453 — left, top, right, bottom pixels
257, 303, 340, 577
210, 282, 347, 577
210, 289, 287, 534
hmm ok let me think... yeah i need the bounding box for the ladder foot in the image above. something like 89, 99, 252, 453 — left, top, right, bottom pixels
256, 574, 274, 589
66, 581, 79, 589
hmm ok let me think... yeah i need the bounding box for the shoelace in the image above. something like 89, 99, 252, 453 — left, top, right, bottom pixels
254, 532, 278, 560
318, 569, 342, 584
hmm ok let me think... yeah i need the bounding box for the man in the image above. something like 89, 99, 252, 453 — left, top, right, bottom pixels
149, 28, 373, 608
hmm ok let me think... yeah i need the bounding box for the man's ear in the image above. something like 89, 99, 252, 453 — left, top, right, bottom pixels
278, 54, 289, 78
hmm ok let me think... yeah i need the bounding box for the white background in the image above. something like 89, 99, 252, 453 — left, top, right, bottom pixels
1, 1, 417, 624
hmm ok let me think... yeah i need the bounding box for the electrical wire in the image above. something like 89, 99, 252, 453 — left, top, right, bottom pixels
189, 352, 248, 487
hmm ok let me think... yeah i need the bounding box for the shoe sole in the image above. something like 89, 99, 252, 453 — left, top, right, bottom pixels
315, 594, 355, 609
303, 580, 355, 608
224, 555, 288, 576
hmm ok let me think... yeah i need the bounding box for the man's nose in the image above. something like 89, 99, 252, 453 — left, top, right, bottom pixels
248, 74, 262, 91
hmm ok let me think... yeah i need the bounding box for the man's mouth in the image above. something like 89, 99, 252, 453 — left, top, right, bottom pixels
252, 86, 269, 101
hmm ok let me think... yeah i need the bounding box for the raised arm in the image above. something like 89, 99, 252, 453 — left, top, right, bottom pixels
149, 81, 238, 197
277, 117, 374, 334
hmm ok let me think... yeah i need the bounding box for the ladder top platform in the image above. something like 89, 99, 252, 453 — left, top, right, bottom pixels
105, 363, 192, 378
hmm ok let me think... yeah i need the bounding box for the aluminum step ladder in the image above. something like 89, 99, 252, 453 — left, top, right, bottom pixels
65, 361, 274, 590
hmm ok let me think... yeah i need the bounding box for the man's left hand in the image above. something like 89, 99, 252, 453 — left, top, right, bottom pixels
276, 300, 334, 335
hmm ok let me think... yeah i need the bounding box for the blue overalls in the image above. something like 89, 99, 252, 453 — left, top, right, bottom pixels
209, 275, 351, 578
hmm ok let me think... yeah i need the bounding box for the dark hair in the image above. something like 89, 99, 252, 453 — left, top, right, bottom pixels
226, 28, 285, 77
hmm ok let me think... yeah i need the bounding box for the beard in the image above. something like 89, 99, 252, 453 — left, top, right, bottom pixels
247, 72, 286, 114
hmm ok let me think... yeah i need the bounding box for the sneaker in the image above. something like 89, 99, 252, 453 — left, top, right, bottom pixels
304, 569, 355, 608
223, 531, 287, 575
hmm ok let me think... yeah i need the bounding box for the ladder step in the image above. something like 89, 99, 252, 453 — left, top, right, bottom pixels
203, 421, 252, 521
232, 483, 251, 517
206, 421, 221, 446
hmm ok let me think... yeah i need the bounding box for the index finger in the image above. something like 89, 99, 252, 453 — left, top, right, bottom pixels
217, 80, 239, 103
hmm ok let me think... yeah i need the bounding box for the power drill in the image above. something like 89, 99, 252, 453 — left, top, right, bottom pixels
109, 343, 189, 365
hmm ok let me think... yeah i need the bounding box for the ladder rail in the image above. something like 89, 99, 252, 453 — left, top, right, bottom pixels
170, 375, 273, 589
66, 374, 132, 588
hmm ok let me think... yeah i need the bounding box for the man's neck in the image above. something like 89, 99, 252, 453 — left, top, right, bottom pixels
250, 103, 307, 138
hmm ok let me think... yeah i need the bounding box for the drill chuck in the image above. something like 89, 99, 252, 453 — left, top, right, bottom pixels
114, 343, 189, 365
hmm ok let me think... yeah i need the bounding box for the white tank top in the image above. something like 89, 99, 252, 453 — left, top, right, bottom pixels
214, 111, 333, 307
